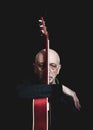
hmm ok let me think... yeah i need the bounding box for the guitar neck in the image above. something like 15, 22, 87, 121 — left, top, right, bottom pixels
46, 37, 50, 85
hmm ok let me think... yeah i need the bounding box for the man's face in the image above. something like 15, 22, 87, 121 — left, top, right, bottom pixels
34, 50, 61, 84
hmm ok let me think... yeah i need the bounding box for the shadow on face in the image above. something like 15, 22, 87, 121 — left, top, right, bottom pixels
33, 49, 61, 84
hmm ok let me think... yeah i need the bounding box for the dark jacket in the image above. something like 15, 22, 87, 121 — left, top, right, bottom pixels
16, 78, 78, 130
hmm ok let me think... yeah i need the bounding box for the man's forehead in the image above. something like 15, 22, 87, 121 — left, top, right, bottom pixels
35, 49, 60, 64
49, 54, 59, 64
37, 52, 45, 62
37, 54, 58, 65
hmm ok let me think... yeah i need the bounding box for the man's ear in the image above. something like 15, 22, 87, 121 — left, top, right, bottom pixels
57, 64, 61, 74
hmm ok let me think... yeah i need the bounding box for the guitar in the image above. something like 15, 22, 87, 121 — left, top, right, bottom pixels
32, 17, 50, 130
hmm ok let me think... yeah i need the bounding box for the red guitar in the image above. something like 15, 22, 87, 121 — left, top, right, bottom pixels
32, 17, 50, 130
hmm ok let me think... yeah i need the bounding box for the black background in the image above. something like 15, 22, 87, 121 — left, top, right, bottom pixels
12, 2, 92, 129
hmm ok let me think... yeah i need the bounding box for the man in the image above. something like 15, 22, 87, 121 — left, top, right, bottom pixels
16, 48, 81, 130
33, 48, 81, 110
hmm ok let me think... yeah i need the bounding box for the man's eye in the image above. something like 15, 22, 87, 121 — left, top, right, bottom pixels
50, 64, 57, 70
52, 65, 57, 67
38, 64, 45, 69
50, 64, 57, 68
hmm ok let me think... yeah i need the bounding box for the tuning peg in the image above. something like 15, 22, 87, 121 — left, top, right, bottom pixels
41, 30, 44, 34
38, 19, 42, 22
40, 25, 43, 27
38, 19, 45, 25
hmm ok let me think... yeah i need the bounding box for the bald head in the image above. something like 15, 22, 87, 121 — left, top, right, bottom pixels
35, 49, 60, 64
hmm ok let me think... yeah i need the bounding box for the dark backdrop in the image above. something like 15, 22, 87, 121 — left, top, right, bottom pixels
13, 3, 92, 129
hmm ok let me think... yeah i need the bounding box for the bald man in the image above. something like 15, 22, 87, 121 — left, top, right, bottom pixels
33, 48, 81, 110
16, 48, 81, 130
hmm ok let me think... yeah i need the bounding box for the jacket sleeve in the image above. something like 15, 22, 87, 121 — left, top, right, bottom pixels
16, 83, 62, 99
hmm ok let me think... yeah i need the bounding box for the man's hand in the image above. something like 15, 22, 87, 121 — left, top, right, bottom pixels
72, 91, 81, 111
62, 85, 81, 111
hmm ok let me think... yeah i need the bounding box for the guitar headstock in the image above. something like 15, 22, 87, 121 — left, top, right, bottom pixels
39, 17, 48, 38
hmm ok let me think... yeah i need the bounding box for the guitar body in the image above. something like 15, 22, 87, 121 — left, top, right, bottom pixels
32, 98, 48, 130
